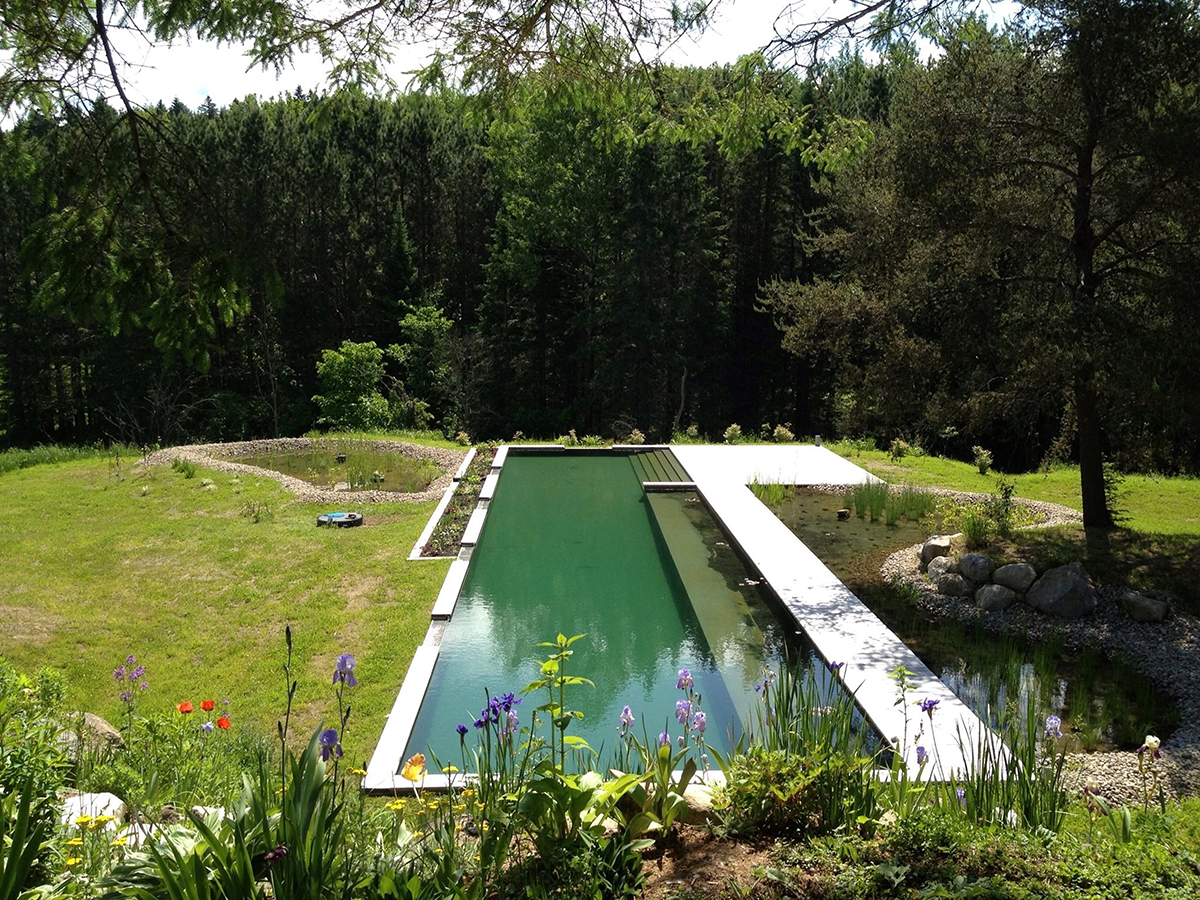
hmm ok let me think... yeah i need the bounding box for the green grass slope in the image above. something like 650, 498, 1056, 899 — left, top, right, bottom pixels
0, 455, 448, 766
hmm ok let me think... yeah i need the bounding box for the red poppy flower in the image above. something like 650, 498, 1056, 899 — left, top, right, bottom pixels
200, 699, 215, 712
177, 701, 194, 714
216, 716, 231, 730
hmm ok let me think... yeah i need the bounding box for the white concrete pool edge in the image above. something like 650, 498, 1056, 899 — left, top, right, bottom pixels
670, 445, 1006, 777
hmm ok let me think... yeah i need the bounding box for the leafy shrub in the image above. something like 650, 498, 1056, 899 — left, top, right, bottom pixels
627, 428, 645, 444
579, 434, 606, 447
240, 500, 273, 523
985, 478, 1016, 538
171, 457, 198, 478
889, 438, 910, 460
558, 429, 579, 447
963, 509, 992, 548
724, 423, 743, 443
773, 424, 795, 442
454, 430, 470, 447
973, 445, 994, 475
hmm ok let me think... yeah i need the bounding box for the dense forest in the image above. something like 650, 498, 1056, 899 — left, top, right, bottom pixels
2, 1, 1198, 504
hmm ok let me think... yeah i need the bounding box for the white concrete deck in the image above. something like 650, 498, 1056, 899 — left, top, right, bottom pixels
670, 444, 1001, 777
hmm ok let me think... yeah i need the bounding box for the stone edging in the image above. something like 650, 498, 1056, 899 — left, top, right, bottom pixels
876, 495, 1199, 804
139, 439, 467, 504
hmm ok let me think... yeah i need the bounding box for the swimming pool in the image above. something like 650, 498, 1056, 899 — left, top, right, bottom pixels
398, 450, 836, 767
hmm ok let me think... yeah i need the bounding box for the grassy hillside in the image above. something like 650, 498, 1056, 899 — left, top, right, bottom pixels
826, 441, 1200, 536
0, 452, 449, 766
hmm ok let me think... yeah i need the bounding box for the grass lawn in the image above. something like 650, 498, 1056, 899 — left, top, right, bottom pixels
0, 452, 450, 767
827, 441, 1200, 535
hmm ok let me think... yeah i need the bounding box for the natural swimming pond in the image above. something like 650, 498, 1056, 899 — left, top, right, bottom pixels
237, 440, 441, 493
770, 488, 1178, 750
401, 452, 856, 767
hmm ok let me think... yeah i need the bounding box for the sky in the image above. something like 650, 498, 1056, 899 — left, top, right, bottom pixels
112, 1, 1021, 111
111, 2, 819, 110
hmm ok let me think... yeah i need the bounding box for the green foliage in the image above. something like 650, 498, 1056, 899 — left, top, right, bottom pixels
723, 423, 743, 444
716, 665, 879, 839
0, 444, 140, 476
313, 341, 391, 432
962, 509, 991, 549
972, 445, 993, 475
749, 476, 795, 506
171, 458, 198, 478
773, 423, 795, 442
889, 438, 910, 460
0, 775, 50, 900
984, 477, 1017, 539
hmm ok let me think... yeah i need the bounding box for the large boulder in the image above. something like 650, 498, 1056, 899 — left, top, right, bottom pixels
921, 535, 955, 572
1026, 563, 1097, 618
927, 555, 957, 583
60, 792, 127, 827
937, 573, 975, 598
56, 712, 124, 762
976, 584, 1017, 612
958, 553, 996, 584
1118, 590, 1170, 623
992, 563, 1037, 593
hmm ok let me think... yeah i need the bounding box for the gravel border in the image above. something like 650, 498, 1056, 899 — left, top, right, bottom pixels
139, 438, 467, 504
868, 490, 1198, 806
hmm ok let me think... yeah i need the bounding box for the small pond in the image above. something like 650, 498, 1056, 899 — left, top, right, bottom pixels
768, 488, 1178, 750
237, 440, 442, 494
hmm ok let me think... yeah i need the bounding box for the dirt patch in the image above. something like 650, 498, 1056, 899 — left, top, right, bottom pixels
0, 604, 66, 648
641, 826, 775, 899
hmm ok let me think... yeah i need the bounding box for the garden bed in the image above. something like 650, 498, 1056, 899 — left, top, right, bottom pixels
420, 445, 497, 557
141, 437, 465, 504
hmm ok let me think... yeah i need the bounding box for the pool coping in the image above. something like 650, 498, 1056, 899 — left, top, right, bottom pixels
366, 444, 1005, 793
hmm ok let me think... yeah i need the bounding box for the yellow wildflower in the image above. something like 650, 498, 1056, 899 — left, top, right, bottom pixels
401, 752, 427, 783
66, 858, 82, 866
74, 816, 93, 826
348, 767, 368, 777
442, 765, 459, 774
66, 838, 84, 847
94, 815, 115, 823
110, 838, 127, 847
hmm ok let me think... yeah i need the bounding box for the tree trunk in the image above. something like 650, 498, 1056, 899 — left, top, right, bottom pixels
1075, 366, 1113, 528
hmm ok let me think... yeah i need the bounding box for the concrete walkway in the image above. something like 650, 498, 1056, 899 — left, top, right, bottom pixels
670, 445, 1001, 776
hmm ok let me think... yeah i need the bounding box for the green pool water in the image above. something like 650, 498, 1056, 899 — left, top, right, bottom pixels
401, 451, 830, 767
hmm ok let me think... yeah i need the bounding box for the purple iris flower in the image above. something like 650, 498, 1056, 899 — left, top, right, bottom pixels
318, 728, 343, 761
200, 721, 214, 734
676, 668, 693, 691
505, 710, 519, 735
956, 788, 966, 807
675, 699, 692, 725
618, 705, 635, 731
691, 711, 707, 734
827, 661, 845, 673
916, 746, 928, 766
658, 731, 670, 747
919, 698, 940, 716
333, 654, 358, 687
457, 723, 468, 737
1045, 715, 1063, 739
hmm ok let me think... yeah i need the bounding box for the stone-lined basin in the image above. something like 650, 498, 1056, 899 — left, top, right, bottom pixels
141, 438, 466, 504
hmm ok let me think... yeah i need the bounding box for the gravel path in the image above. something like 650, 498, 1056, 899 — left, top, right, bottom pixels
875, 493, 1197, 807
140, 438, 466, 505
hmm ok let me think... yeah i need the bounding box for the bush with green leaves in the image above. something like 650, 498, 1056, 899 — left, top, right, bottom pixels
773, 423, 795, 442
723, 423, 743, 443
973, 444, 994, 475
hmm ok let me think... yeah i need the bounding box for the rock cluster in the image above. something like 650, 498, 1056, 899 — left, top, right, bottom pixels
921, 538, 1113, 619
884, 536, 1197, 806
